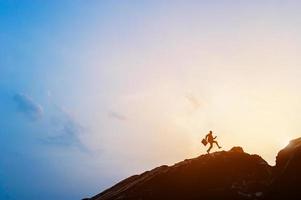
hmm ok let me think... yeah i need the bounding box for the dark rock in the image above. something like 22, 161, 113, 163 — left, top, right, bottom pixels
89, 148, 271, 200
230, 146, 244, 153
266, 138, 301, 200
86, 138, 301, 200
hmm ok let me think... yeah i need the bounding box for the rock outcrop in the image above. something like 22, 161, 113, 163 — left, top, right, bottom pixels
267, 138, 301, 199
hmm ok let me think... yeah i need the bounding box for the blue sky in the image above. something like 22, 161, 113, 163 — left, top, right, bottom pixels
0, 1, 136, 199
1, 1, 301, 199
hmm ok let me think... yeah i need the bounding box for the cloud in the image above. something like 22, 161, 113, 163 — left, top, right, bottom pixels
42, 107, 88, 152
108, 111, 127, 121
12, 93, 89, 152
185, 94, 201, 110
44, 120, 82, 146
13, 93, 43, 120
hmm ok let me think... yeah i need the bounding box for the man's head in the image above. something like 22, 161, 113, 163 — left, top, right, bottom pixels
209, 130, 212, 134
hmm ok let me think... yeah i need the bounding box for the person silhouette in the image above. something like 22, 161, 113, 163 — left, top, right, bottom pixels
205, 130, 222, 153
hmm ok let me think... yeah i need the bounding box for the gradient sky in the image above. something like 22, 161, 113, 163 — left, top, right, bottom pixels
1, 1, 301, 199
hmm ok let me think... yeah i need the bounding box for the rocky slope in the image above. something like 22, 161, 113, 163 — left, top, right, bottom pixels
85, 138, 301, 200
267, 137, 301, 199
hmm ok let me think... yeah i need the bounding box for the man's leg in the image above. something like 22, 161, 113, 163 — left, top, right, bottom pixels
213, 141, 222, 149
207, 143, 213, 153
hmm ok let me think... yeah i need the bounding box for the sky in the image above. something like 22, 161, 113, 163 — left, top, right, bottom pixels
1, 1, 301, 199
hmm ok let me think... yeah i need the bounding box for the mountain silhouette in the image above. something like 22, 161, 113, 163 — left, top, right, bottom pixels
84, 138, 301, 200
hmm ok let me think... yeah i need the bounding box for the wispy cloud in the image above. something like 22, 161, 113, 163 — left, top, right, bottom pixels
13, 93, 43, 120
42, 107, 88, 152
108, 110, 127, 121
44, 119, 82, 146
186, 94, 201, 110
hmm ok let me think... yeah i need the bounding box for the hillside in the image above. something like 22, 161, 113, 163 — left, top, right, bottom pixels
84, 138, 301, 200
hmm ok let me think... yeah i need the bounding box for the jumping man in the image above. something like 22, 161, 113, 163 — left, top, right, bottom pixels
205, 130, 222, 153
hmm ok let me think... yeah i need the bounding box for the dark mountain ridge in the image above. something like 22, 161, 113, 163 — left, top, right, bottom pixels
85, 138, 301, 200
